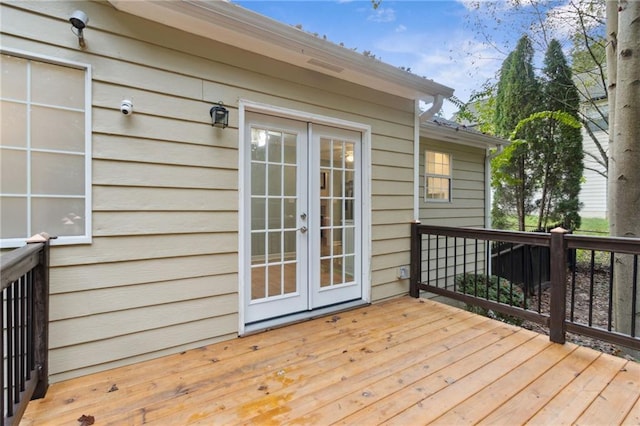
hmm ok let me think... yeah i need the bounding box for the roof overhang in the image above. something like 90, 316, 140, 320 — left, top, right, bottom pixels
421, 120, 506, 150
108, 0, 454, 102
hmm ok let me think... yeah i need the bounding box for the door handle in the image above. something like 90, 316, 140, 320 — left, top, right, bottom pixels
299, 226, 308, 233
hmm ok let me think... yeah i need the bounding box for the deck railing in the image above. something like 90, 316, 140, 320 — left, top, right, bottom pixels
0, 234, 52, 426
410, 223, 640, 351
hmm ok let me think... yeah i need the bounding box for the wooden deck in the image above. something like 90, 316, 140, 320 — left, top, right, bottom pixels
22, 297, 640, 425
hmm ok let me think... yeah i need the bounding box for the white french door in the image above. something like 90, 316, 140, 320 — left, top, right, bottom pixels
244, 112, 362, 324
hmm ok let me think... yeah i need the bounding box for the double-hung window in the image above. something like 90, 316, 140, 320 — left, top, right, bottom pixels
424, 151, 452, 202
1, 50, 91, 247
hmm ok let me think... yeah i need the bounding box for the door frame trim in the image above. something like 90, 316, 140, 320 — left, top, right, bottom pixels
238, 99, 372, 335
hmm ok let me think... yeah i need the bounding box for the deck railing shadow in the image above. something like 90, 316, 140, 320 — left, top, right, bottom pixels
410, 223, 640, 351
0, 234, 52, 426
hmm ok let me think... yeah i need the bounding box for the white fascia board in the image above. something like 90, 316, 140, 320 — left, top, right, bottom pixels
420, 121, 506, 149
108, 0, 454, 101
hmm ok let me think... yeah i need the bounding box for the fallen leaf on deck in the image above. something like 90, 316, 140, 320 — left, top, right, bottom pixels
78, 414, 95, 426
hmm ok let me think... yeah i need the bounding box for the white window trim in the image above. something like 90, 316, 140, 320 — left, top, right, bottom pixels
237, 99, 372, 335
1, 48, 92, 248
424, 150, 452, 203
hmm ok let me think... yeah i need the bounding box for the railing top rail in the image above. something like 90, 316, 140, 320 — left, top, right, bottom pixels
414, 224, 551, 247
565, 234, 640, 255
1, 243, 44, 290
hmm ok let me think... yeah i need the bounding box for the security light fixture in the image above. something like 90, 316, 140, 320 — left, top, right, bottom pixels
210, 102, 229, 128
69, 10, 89, 48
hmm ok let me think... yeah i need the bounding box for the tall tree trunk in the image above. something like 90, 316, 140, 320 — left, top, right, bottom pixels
606, 1, 618, 226
538, 165, 550, 230
610, 0, 640, 358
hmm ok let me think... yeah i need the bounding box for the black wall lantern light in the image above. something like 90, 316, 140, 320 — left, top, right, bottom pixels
210, 102, 229, 128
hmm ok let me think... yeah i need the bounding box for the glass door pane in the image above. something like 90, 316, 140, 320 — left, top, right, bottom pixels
250, 127, 298, 301
319, 137, 357, 288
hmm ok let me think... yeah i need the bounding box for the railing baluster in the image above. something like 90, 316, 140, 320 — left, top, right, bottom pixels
437, 235, 442, 287
21, 275, 27, 391
427, 234, 431, 285
495, 242, 501, 304
6, 285, 14, 417
588, 251, 595, 327
570, 254, 577, 322
27, 271, 34, 378
474, 239, 480, 298
608, 252, 614, 332
1, 286, 4, 421
13, 279, 21, 406
463, 238, 467, 277
444, 237, 449, 289
510, 243, 515, 307
538, 247, 543, 308
632, 255, 638, 338
453, 237, 458, 292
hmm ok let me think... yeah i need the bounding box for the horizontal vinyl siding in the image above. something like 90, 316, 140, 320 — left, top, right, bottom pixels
51, 233, 237, 266
580, 128, 608, 218
368, 127, 416, 300
419, 139, 486, 228
2, 0, 418, 381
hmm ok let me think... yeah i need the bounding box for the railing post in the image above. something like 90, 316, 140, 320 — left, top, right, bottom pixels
410, 221, 422, 298
549, 227, 569, 344
26, 233, 51, 399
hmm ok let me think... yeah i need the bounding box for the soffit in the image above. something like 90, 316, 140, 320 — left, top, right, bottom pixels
108, 0, 454, 101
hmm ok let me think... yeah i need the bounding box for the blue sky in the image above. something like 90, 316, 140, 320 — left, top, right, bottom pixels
234, 0, 509, 118
233, 1, 593, 118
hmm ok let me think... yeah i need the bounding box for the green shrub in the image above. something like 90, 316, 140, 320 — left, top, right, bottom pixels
455, 273, 525, 325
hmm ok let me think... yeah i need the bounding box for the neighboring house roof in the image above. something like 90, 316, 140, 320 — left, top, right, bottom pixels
108, 0, 453, 104
422, 117, 505, 149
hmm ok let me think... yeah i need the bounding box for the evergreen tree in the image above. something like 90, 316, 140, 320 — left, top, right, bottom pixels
536, 39, 584, 230
492, 35, 542, 231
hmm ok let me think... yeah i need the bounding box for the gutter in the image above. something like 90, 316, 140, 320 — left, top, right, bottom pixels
418, 95, 444, 125
414, 99, 422, 222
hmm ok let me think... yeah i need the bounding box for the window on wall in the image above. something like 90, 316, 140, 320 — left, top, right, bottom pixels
424, 151, 452, 202
1, 51, 91, 247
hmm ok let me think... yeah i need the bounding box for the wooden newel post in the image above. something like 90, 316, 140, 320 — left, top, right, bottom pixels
26, 233, 51, 399
410, 222, 422, 298
549, 227, 569, 344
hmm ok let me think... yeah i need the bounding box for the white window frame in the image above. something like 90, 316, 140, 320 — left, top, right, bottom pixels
1, 48, 92, 248
424, 150, 452, 203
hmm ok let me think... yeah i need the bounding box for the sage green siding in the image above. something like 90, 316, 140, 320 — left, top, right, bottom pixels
1, 0, 423, 381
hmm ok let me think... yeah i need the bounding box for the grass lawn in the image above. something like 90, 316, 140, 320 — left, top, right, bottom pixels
576, 217, 609, 235
498, 215, 609, 235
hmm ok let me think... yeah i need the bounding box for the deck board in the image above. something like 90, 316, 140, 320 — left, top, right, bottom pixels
524, 353, 627, 425
21, 297, 639, 425
574, 359, 640, 425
